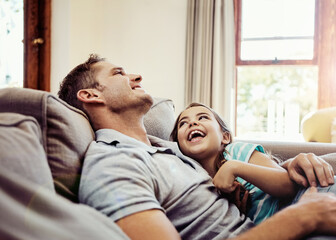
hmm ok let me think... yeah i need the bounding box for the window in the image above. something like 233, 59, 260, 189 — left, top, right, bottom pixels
0, 0, 51, 91
234, 0, 336, 141
0, 0, 24, 88
240, 0, 316, 62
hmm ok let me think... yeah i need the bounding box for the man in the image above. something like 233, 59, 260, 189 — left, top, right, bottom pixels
58, 54, 336, 240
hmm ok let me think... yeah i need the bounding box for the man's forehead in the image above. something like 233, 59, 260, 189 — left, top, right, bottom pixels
93, 61, 123, 72
97, 60, 120, 67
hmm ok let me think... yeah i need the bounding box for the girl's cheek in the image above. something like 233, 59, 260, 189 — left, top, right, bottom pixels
177, 133, 184, 144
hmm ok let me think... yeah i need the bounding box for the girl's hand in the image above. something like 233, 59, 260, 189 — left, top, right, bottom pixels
213, 160, 240, 193
214, 160, 251, 214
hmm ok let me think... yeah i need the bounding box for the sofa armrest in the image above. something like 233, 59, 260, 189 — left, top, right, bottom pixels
235, 138, 336, 171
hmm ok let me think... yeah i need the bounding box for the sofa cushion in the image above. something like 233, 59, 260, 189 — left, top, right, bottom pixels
0, 113, 54, 191
144, 97, 175, 141
0, 88, 94, 202
0, 87, 176, 202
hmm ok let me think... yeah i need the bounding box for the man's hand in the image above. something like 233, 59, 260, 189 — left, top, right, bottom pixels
296, 187, 336, 235
282, 153, 334, 187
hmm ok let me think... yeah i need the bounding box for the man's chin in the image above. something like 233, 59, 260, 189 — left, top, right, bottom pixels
147, 94, 154, 106
138, 93, 154, 113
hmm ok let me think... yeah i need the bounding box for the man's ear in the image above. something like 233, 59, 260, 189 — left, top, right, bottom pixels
221, 131, 231, 145
77, 89, 105, 104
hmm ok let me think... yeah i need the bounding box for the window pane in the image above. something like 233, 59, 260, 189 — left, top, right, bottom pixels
236, 66, 318, 141
241, 39, 314, 60
241, 0, 315, 61
0, 0, 24, 88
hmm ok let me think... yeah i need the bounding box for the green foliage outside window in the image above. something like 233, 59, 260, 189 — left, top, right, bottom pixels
236, 66, 318, 138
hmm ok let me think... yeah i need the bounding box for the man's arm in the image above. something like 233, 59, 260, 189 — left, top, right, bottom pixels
232, 187, 336, 240
282, 153, 335, 187
116, 188, 336, 240
116, 209, 181, 240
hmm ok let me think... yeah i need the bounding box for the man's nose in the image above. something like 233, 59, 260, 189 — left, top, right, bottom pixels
129, 74, 142, 82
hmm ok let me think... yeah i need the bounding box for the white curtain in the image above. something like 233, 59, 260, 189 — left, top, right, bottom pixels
185, 0, 236, 131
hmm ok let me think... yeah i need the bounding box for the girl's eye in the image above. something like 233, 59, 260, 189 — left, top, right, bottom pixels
199, 115, 209, 120
178, 121, 187, 128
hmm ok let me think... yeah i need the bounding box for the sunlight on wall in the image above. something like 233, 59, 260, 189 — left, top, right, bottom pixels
51, 0, 187, 116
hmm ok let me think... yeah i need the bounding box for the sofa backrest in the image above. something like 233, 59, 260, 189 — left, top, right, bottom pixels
0, 88, 94, 202
0, 87, 175, 202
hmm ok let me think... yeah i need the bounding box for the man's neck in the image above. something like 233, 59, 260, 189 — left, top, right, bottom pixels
92, 109, 151, 146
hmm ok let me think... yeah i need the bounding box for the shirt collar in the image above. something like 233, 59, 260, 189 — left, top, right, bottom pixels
95, 129, 199, 168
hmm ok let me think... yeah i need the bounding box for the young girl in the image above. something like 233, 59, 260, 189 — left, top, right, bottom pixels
170, 102, 298, 224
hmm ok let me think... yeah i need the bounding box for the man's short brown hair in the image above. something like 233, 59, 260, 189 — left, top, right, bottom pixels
58, 54, 105, 112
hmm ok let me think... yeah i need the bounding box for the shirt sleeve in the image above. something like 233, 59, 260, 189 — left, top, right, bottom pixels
225, 142, 265, 163
78, 142, 164, 222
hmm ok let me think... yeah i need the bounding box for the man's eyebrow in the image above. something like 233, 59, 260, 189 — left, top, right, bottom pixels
110, 67, 125, 73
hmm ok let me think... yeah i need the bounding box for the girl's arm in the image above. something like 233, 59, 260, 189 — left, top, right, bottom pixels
213, 150, 298, 198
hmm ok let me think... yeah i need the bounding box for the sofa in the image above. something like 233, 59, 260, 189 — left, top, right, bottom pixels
0, 87, 335, 239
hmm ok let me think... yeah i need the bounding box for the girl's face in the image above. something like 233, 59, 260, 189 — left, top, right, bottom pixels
176, 106, 230, 166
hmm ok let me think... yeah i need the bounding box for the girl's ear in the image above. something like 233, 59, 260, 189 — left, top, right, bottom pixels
77, 89, 105, 104
221, 131, 231, 145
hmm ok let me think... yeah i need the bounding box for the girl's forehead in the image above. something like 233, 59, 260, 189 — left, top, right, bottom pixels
180, 106, 213, 119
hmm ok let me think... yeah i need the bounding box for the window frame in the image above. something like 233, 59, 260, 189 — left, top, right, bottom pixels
235, 0, 319, 66
24, 0, 51, 91
234, 0, 336, 109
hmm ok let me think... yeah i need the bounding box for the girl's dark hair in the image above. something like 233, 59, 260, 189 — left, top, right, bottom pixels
170, 102, 233, 172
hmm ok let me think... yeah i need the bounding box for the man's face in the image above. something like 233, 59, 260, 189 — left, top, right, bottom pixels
93, 61, 153, 112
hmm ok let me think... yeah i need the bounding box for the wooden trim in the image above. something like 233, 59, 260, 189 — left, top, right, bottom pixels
24, 0, 38, 89
24, 0, 51, 91
233, 0, 240, 136
313, 0, 319, 65
317, 0, 336, 108
236, 59, 315, 66
234, 0, 241, 66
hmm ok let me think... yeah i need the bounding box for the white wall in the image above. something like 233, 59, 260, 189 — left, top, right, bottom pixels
51, 0, 187, 115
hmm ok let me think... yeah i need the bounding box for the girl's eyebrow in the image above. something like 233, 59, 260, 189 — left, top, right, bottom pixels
178, 116, 189, 123
197, 112, 210, 116
178, 112, 210, 123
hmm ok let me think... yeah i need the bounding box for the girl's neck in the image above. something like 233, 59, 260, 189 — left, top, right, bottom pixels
199, 157, 217, 178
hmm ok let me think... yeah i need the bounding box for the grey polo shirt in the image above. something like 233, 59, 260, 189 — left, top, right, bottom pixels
79, 129, 254, 240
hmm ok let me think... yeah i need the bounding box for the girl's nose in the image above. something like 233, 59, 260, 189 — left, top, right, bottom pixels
189, 121, 199, 127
